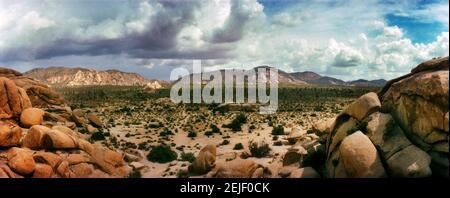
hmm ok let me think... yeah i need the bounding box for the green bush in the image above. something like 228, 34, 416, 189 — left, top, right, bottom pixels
210, 124, 221, 133
90, 132, 105, 141
180, 152, 196, 163
233, 143, 244, 150
187, 131, 197, 138
147, 145, 178, 163
272, 125, 285, 135
221, 139, 230, 145
223, 113, 247, 132
128, 170, 142, 178
249, 141, 271, 158
177, 169, 190, 178
205, 131, 213, 136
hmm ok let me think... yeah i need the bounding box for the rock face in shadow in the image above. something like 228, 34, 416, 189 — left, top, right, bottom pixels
0, 67, 65, 107
316, 56, 448, 178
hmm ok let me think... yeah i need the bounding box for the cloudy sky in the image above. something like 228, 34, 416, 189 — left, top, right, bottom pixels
0, 0, 448, 80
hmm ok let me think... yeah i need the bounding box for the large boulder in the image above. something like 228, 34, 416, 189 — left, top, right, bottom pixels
365, 112, 432, 177
207, 158, 261, 178
0, 122, 22, 147
22, 125, 78, 149
7, 147, 36, 176
0, 77, 32, 119
20, 108, 45, 128
343, 92, 381, 121
189, 144, 216, 175
0, 67, 65, 107
77, 140, 130, 177
339, 131, 386, 178
379, 56, 448, 177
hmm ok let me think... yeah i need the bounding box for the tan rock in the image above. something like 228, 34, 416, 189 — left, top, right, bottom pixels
7, 147, 36, 175
42, 129, 78, 149
87, 113, 103, 128
0, 123, 22, 147
86, 124, 98, 134
0, 77, 31, 119
251, 167, 264, 178
20, 108, 45, 128
33, 151, 62, 168
189, 144, 216, 175
208, 158, 259, 178
78, 140, 130, 177
0, 164, 24, 178
339, 131, 386, 178
67, 153, 92, 165
22, 125, 51, 149
365, 112, 412, 159
312, 118, 335, 136
290, 167, 320, 178
32, 163, 53, 178
343, 92, 381, 121
387, 145, 432, 178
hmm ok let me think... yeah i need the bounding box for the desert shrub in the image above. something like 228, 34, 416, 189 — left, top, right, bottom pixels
314, 105, 324, 112
187, 131, 197, 138
128, 170, 142, 178
90, 132, 105, 141
272, 136, 279, 141
268, 120, 274, 127
249, 141, 271, 158
147, 145, 178, 163
233, 143, 244, 150
249, 125, 256, 130
177, 169, 190, 178
273, 141, 283, 146
221, 139, 230, 145
180, 152, 196, 163
138, 142, 148, 150
272, 125, 285, 135
159, 129, 174, 137
210, 124, 221, 133
205, 131, 213, 136
223, 113, 247, 132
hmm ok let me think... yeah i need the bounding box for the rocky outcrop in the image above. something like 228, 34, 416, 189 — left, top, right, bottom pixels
207, 158, 263, 178
0, 77, 32, 119
0, 73, 131, 178
379, 56, 449, 177
189, 145, 216, 175
315, 56, 448, 178
0, 67, 64, 107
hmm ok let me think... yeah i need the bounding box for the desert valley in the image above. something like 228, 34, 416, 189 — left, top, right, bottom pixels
0, 56, 448, 178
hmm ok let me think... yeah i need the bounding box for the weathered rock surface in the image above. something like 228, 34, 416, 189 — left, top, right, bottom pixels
0, 67, 65, 107
189, 145, 216, 175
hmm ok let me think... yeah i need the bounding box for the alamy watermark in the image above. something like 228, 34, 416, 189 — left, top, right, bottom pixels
170, 60, 278, 114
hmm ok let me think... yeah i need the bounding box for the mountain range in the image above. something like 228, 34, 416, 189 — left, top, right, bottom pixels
24, 66, 386, 87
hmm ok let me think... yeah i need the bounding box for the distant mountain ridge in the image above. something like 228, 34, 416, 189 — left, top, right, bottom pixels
24, 67, 167, 88
183, 66, 386, 87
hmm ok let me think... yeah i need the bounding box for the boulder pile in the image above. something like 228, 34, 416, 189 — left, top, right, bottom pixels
0, 69, 130, 178
313, 56, 448, 178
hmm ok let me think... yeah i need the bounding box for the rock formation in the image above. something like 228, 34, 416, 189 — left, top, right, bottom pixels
314, 56, 448, 178
0, 73, 131, 178
0, 67, 65, 107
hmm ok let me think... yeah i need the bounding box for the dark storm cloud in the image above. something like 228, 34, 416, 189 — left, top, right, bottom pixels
0, 0, 238, 62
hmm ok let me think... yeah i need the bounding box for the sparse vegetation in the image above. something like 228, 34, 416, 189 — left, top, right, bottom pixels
249, 141, 271, 158
233, 143, 244, 150
180, 152, 196, 163
147, 145, 178, 163
272, 125, 285, 135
